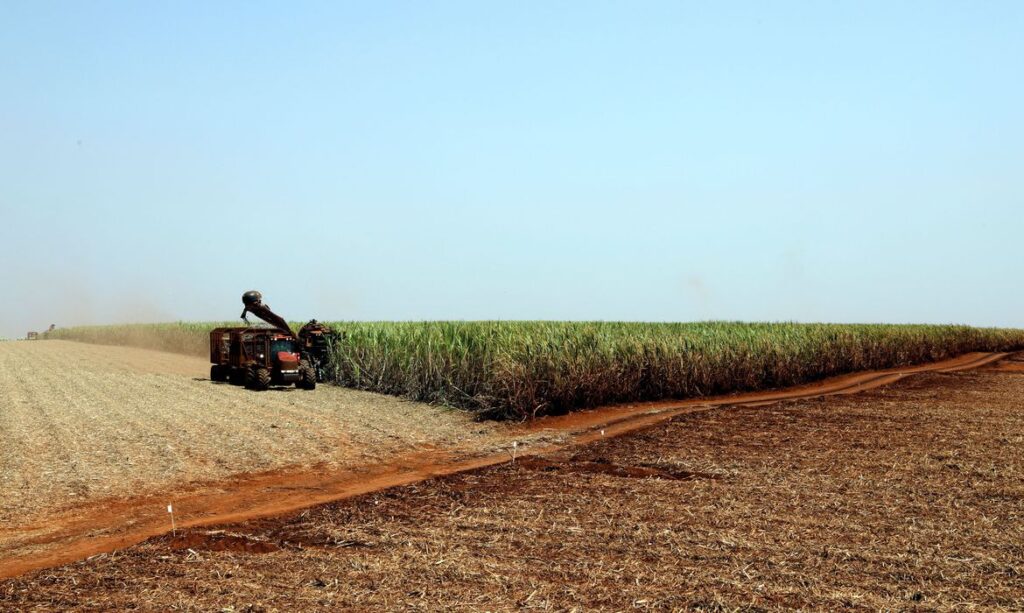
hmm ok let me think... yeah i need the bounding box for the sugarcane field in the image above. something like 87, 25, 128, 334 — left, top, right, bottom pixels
3, 2, 1023, 611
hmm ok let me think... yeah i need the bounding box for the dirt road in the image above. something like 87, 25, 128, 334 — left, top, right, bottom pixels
0, 340, 1013, 583
3, 353, 1022, 609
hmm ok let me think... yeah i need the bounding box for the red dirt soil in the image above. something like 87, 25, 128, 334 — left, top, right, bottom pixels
0, 351, 1010, 581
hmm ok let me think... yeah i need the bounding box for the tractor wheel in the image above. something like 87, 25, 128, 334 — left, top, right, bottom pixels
229, 368, 245, 386
210, 365, 226, 382
246, 366, 271, 391
298, 361, 316, 390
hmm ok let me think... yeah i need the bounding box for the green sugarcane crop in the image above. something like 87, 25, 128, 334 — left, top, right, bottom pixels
49, 321, 1024, 420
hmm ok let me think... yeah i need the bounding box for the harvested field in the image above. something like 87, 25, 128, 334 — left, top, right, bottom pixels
0, 340, 504, 527
2, 357, 1022, 610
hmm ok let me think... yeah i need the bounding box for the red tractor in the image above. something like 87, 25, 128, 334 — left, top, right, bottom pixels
210, 291, 333, 391
210, 327, 316, 390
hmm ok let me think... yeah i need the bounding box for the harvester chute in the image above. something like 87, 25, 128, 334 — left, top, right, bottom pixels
240, 290, 293, 337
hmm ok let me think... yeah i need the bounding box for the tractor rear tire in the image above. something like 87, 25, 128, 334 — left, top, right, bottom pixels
298, 361, 317, 390
246, 366, 271, 391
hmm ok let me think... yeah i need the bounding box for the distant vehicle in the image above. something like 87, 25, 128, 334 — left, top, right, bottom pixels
210, 327, 316, 391
26, 325, 56, 341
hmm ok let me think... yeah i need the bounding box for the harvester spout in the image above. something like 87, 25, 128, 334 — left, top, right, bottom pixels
240, 290, 293, 336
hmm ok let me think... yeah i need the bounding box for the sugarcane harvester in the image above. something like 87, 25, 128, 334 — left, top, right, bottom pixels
242, 291, 338, 382
209, 291, 334, 391
296, 319, 337, 382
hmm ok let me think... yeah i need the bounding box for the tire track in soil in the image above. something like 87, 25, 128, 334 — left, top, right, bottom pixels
0, 347, 58, 525
0, 349, 1011, 580
16, 349, 100, 504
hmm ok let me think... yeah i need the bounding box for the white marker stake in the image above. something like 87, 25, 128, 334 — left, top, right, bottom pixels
512, 441, 518, 463
168, 504, 175, 535
601, 429, 605, 436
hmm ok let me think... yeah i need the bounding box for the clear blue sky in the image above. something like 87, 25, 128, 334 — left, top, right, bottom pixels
2, 1, 1022, 338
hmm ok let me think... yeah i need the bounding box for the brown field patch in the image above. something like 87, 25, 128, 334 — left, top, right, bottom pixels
2, 365, 1022, 610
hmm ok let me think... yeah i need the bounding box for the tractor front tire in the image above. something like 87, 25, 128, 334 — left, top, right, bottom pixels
246, 366, 271, 391
210, 365, 227, 382
298, 361, 317, 390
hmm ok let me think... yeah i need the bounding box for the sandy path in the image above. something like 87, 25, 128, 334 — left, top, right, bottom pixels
0, 341, 504, 527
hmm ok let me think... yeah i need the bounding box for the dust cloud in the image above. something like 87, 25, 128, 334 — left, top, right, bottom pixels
2, 269, 176, 340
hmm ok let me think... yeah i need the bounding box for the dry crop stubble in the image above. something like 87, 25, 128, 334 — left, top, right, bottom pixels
0, 341, 504, 527
3, 367, 1022, 610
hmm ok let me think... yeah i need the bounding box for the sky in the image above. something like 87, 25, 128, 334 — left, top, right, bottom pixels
1, 1, 1022, 338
